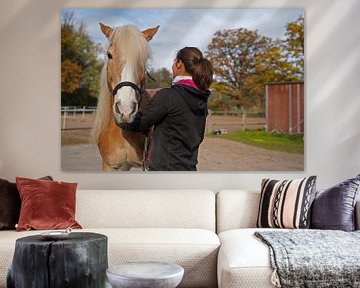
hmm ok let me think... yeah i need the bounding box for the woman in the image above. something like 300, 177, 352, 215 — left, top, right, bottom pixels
131, 47, 213, 171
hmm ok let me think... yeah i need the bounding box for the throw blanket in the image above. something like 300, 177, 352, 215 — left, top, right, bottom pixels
254, 230, 360, 288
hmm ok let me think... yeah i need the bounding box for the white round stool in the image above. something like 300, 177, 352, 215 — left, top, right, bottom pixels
106, 262, 184, 288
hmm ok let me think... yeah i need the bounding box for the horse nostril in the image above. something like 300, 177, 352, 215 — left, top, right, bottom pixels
131, 102, 138, 115
115, 102, 121, 115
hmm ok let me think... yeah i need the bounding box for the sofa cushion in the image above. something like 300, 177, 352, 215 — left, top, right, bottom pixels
0, 176, 53, 230
217, 228, 277, 288
103, 228, 219, 288
0, 228, 220, 288
76, 190, 216, 231
16, 177, 82, 231
257, 176, 316, 229
216, 190, 260, 233
311, 174, 360, 231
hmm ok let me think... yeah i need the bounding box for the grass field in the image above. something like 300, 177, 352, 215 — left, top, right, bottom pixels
209, 130, 304, 154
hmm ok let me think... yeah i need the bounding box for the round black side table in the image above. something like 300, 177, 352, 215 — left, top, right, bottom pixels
7, 232, 108, 288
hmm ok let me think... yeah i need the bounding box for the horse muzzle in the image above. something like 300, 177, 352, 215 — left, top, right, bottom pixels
113, 101, 138, 124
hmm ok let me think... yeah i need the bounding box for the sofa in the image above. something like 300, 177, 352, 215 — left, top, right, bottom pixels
0, 189, 359, 288
216, 189, 360, 288
0, 190, 220, 288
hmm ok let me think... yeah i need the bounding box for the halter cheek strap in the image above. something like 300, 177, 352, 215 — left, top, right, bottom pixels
112, 81, 143, 97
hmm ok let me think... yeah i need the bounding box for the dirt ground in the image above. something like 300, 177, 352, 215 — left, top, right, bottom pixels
61, 138, 303, 172
61, 114, 303, 171
197, 137, 303, 171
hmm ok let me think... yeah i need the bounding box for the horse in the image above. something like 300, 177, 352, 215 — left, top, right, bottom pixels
92, 23, 159, 171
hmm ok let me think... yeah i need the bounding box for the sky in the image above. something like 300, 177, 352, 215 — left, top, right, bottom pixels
61, 8, 304, 71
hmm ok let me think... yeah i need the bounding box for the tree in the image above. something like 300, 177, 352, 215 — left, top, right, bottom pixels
206, 19, 304, 111
61, 11, 103, 106
145, 67, 172, 89
61, 60, 81, 93
284, 15, 304, 79
206, 28, 272, 109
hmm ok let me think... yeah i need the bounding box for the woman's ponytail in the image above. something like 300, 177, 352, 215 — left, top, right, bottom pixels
176, 47, 213, 90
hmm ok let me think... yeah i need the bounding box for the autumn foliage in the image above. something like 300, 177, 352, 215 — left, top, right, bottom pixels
61, 12, 103, 106
206, 16, 304, 111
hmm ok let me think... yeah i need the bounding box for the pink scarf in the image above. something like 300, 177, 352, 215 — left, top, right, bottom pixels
172, 76, 199, 90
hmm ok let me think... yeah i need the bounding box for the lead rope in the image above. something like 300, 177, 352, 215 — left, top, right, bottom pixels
140, 73, 154, 172
142, 135, 149, 171
146, 70, 156, 82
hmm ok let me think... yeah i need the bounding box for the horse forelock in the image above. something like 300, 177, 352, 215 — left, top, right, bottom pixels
111, 24, 151, 71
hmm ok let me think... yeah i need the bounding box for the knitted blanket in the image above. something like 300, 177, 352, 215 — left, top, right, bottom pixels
254, 230, 360, 288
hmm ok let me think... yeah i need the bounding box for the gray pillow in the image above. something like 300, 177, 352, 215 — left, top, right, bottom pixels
311, 174, 360, 231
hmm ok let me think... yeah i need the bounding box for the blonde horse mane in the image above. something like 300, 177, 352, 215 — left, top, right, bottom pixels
92, 24, 151, 143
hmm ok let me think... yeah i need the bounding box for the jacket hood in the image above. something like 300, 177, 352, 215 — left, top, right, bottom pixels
172, 84, 210, 116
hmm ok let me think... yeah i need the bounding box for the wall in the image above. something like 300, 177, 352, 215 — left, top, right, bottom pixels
0, 0, 359, 191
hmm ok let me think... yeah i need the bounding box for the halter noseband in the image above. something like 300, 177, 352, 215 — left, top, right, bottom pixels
112, 81, 143, 97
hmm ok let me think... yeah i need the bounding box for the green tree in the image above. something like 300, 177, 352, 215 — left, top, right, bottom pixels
145, 67, 172, 89
61, 11, 103, 106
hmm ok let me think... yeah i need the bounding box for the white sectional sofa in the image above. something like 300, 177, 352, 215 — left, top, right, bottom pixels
216, 190, 360, 288
0, 190, 219, 288
216, 190, 274, 288
1, 189, 359, 288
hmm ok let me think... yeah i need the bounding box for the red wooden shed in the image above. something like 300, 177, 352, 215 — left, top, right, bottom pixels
265, 82, 304, 134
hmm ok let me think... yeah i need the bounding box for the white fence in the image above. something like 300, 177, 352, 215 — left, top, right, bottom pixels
206, 110, 266, 133
61, 106, 96, 130
61, 106, 265, 132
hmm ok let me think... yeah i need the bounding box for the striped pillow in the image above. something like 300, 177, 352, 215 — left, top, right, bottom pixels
257, 176, 317, 229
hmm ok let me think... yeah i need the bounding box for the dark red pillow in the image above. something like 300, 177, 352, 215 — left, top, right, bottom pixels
0, 176, 53, 230
16, 177, 82, 231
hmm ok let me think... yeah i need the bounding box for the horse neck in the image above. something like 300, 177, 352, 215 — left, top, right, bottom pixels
107, 98, 118, 130
92, 82, 114, 143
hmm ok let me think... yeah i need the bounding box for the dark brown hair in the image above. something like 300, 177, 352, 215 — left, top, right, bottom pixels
176, 47, 213, 91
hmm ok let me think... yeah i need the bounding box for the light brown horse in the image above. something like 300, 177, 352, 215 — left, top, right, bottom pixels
92, 23, 159, 171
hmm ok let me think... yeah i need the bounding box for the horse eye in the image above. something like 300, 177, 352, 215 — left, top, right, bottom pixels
107, 52, 113, 59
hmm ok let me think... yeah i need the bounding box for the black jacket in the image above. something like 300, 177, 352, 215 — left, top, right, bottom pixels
131, 84, 210, 171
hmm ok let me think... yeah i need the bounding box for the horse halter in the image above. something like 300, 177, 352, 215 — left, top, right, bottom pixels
111, 81, 144, 97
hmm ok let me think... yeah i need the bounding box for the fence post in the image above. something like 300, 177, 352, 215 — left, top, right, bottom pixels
242, 111, 246, 132
62, 107, 67, 130
82, 106, 86, 119
206, 110, 212, 134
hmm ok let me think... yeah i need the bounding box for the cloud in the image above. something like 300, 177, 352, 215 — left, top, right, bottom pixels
62, 8, 304, 71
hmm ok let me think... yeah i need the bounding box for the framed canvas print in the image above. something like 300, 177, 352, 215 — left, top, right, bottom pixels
61, 8, 304, 172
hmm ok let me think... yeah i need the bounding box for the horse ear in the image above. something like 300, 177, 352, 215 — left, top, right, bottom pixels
99, 23, 113, 38
142, 25, 160, 41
